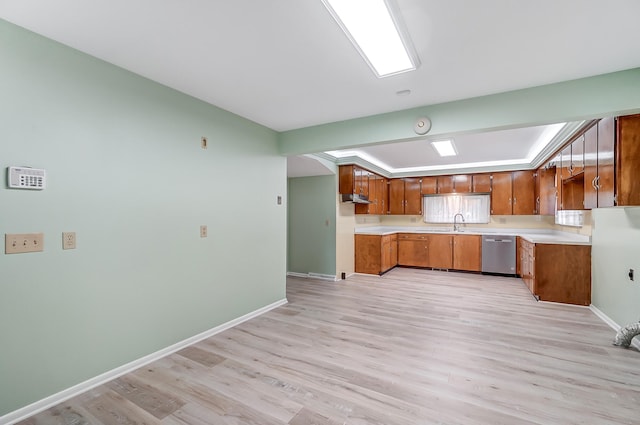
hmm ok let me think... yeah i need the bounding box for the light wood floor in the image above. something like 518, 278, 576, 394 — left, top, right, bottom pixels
20, 268, 640, 425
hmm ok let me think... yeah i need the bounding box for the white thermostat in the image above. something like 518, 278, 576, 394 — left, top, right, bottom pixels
7, 166, 46, 190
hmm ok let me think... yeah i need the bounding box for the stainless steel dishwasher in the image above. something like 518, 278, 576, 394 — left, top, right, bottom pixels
481, 234, 516, 275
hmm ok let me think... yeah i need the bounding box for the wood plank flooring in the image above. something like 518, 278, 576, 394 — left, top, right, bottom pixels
19, 268, 640, 424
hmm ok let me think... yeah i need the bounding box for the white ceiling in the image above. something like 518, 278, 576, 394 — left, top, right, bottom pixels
2, 0, 640, 176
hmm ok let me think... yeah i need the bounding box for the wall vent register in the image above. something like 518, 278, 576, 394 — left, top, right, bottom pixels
7, 166, 46, 190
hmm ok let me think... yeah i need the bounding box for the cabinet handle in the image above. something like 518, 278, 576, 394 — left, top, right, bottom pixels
513, 197, 517, 205
595, 175, 601, 190
591, 176, 597, 190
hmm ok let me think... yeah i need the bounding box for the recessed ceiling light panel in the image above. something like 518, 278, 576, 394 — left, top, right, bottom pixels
321, 0, 420, 78
431, 139, 457, 157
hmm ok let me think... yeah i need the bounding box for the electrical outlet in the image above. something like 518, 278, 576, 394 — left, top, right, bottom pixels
629, 268, 635, 281
62, 232, 76, 250
200, 225, 208, 238
5, 233, 44, 254
201, 136, 208, 149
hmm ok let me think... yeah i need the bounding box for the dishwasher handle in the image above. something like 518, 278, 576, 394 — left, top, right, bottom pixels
484, 238, 513, 243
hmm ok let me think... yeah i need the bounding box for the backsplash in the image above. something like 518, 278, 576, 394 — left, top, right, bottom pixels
355, 213, 592, 236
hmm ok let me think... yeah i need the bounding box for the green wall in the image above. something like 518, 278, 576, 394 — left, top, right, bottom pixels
591, 208, 640, 326
0, 20, 286, 416
287, 176, 337, 277
279, 68, 640, 155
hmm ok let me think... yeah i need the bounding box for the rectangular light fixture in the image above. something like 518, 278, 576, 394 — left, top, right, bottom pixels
321, 0, 420, 78
431, 140, 457, 157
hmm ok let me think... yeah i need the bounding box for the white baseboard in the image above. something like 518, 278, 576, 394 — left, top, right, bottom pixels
287, 271, 338, 281
589, 304, 640, 350
0, 298, 288, 425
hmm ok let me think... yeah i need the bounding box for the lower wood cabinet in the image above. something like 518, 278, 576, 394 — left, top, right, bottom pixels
397, 233, 481, 271
355, 234, 397, 275
397, 233, 429, 267
519, 239, 591, 305
453, 234, 482, 272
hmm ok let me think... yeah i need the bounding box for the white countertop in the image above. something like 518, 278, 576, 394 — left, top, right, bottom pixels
354, 226, 591, 245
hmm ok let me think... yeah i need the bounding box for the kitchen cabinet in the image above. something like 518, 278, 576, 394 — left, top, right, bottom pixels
512, 170, 536, 214
452, 175, 473, 193
560, 134, 585, 210
389, 178, 422, 215
397, 233, 429, 267
472, 173, 492, 193
452, 234, 482, 271
584, 117, 614, 208
421, 176, 438, 195
490, 172, 512, 215
518, 240, 591, 305
397, 233, 480, 271
437, 176, 454, 194
535, 166, 556, 215
490, 171, 535, 215
339, 164, 372, 197
426, 234, 453, 269
355, 234, 397, 274
358, 175, 388, 215
615, 114, 640, 206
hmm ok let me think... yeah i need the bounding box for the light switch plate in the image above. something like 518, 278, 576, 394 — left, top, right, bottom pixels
5, 233, 44, 254
62, 232, 76, 250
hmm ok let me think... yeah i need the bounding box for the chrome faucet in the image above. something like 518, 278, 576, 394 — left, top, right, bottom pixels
453, 213, 465, 232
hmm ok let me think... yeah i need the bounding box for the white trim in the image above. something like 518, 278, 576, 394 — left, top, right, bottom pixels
590, 304, 640, 351
286, 271, 338, 282
0, 298, 288, 425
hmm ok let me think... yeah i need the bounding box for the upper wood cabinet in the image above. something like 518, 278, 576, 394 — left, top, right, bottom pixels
535, 166, 557, 215
583, 119, 615, 209
452, 174, 473, 193
615, 114, 640, 206
512, 170, 536, 215
421, 176, 438, 195
389, 178, 422, 215
472, 174, 492, 193
491, 171, 536, 215
437, 176, 454, 194
339, 164, 371, 196
490, 172, 513, 215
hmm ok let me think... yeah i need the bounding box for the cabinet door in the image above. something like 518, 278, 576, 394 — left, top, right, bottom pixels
572, 135, 584, 175
404, 178, 422, 215
377, 177, 389, 215
426, 234, 453, 269
616, 114, 640, 206
537, 166, 556, 215
355, 235, 382, 274
596, 117, 615, 207
421, 176, 437, 195
490, 172, 512, 215
397, 234, 428, 267
472, 173, 492, 193
512, 170, 535, 215
437, 176, 454, 194
452, 175, 472, 193
583, 124, 598, 209
561, 144, 572, 180
388, 179, 405, 214
453, 234, 481, 271
338, 165, 355, 194
389, 234, 398, 267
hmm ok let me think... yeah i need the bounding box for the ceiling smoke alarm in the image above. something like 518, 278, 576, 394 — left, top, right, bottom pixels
414, 117, 431, 135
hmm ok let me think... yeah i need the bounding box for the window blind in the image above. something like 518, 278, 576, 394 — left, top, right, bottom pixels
423, 194, 490, 224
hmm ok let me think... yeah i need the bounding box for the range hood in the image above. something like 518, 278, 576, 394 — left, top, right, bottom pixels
341, 193, 371, 204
